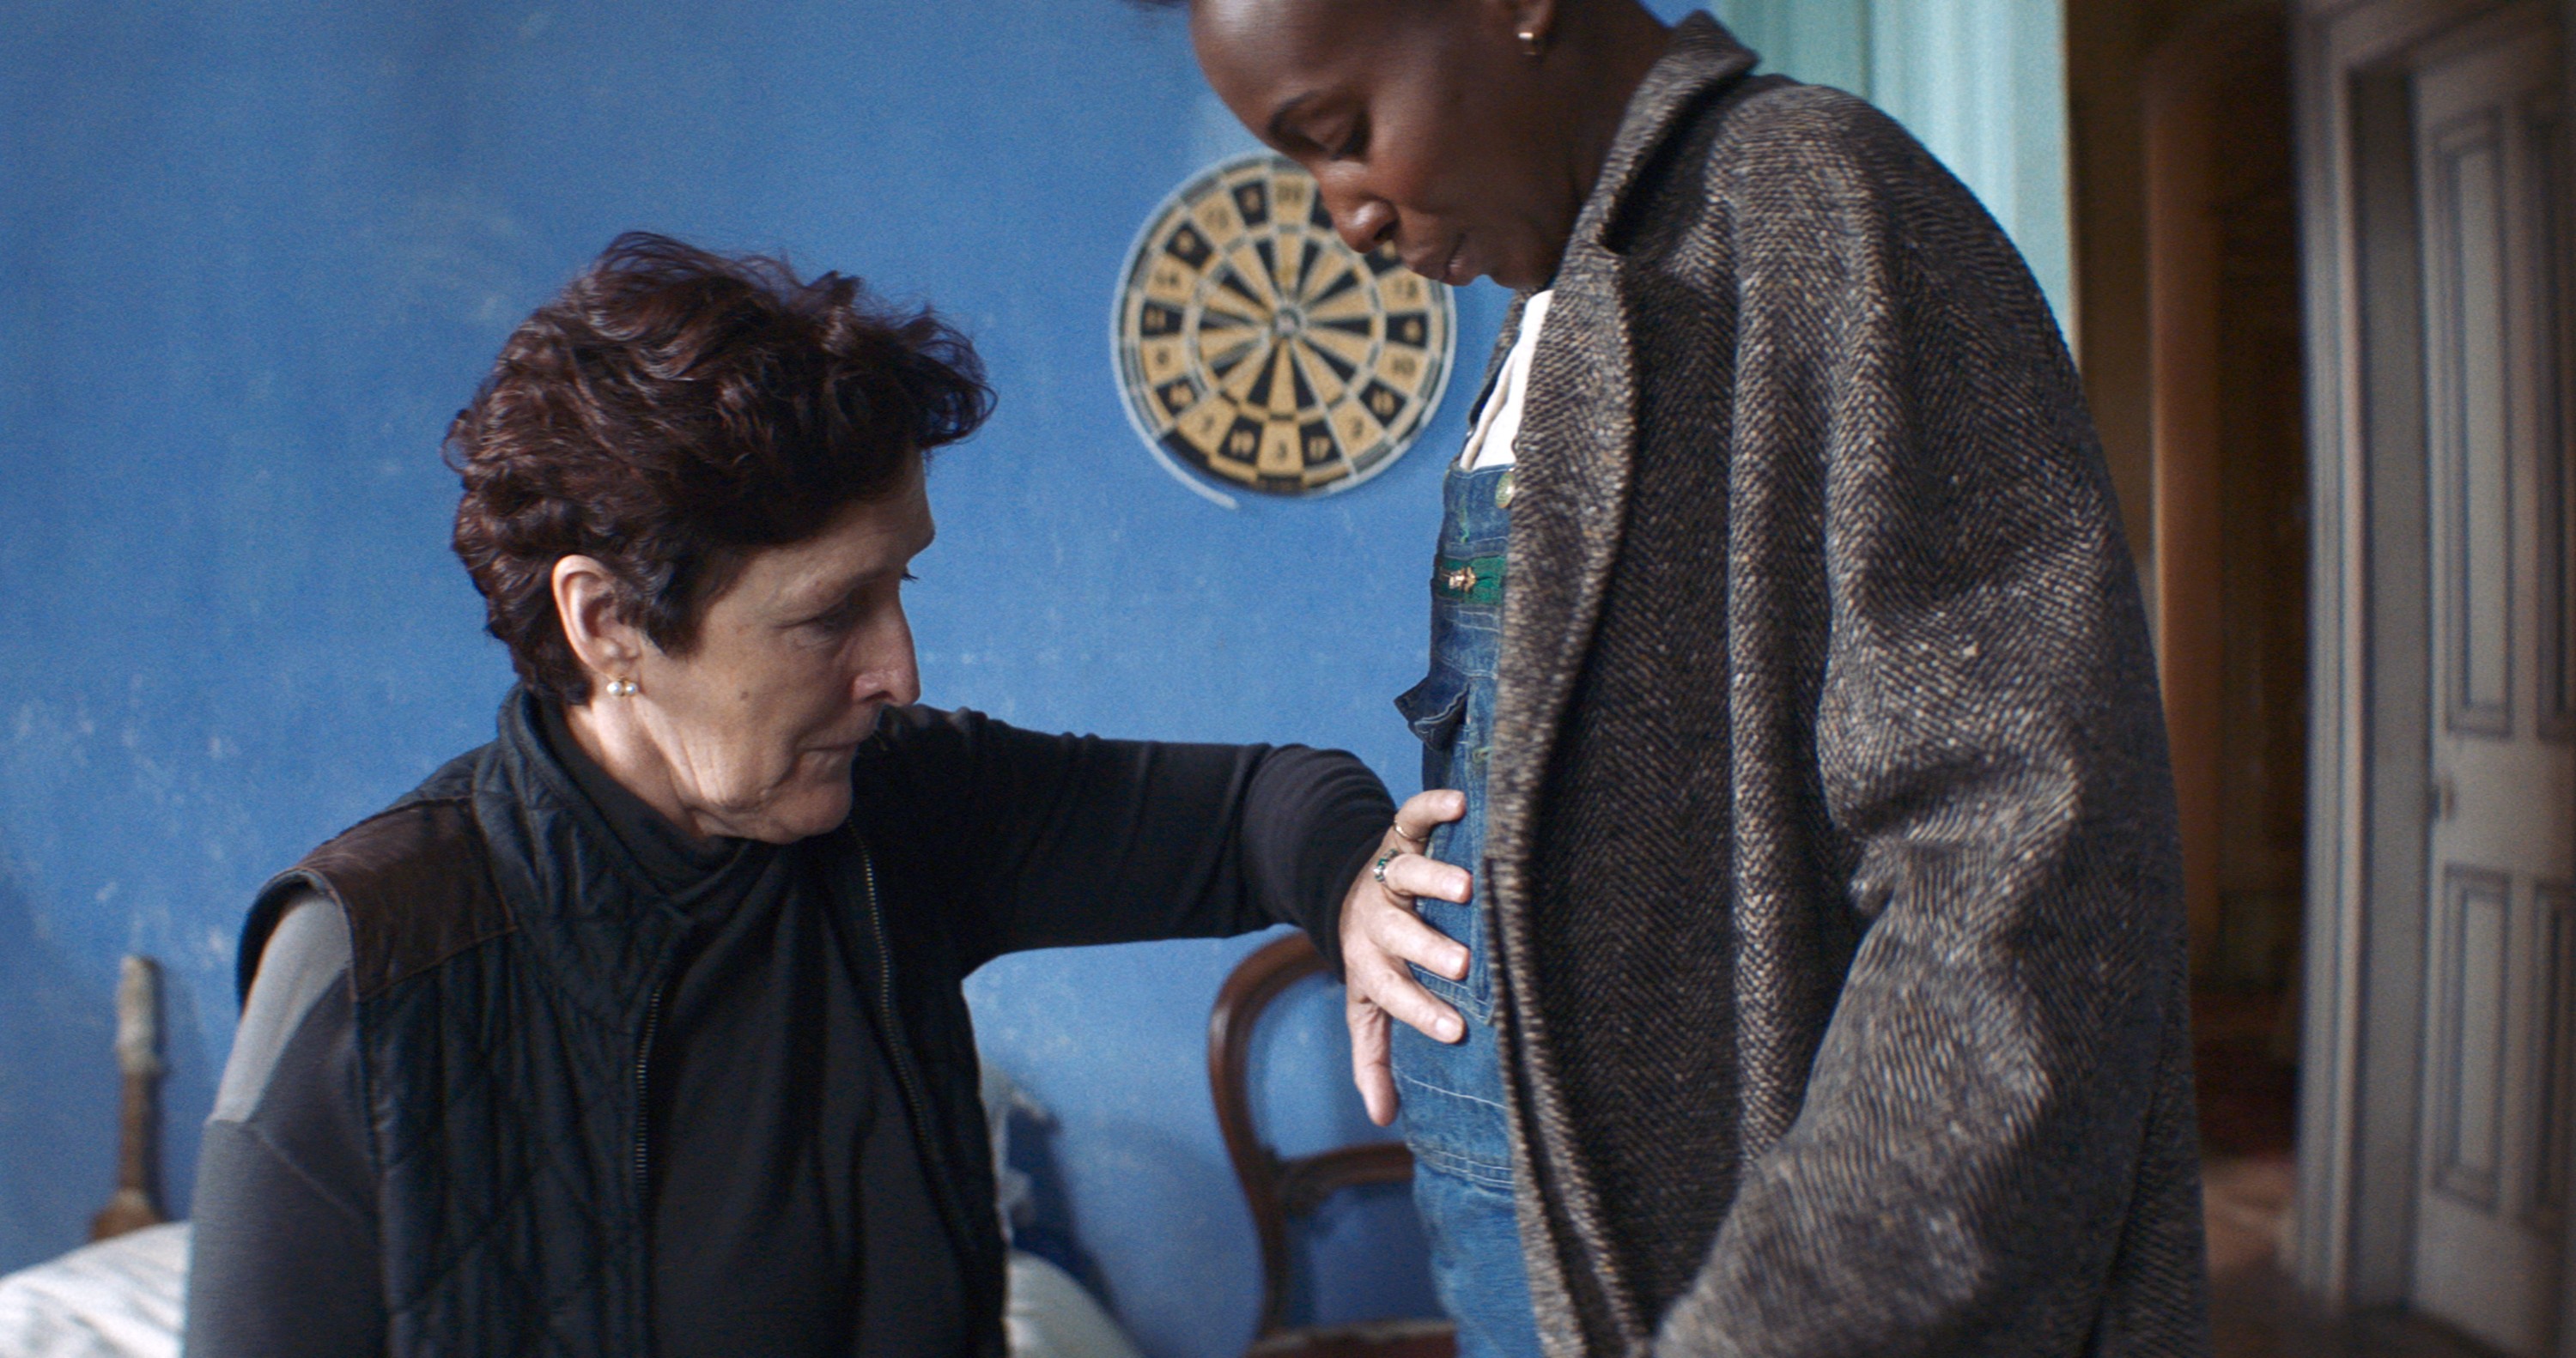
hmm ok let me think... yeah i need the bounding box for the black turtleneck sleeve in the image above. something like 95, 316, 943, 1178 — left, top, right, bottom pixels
860, 706, 1394, 973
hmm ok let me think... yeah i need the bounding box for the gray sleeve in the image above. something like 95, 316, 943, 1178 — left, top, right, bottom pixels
185, 896, 386, 1357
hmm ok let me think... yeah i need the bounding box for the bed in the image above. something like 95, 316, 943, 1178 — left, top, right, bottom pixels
0, 956, 1143, 1358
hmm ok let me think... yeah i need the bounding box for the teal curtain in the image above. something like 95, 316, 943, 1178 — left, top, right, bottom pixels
1710, 0, 2074, 339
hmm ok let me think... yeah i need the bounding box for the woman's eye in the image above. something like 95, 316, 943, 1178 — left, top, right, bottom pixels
805, 600, 865, 633
1334, 119, 1368, 159
805, 577, 909, 633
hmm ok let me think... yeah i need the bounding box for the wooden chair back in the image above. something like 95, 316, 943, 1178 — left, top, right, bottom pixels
1207, 932, 1454, 1357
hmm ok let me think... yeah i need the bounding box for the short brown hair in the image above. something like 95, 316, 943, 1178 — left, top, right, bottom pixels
447, 232, 991, 704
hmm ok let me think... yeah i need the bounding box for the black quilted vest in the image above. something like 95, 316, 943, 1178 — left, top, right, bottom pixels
234, 693, 1007, 1358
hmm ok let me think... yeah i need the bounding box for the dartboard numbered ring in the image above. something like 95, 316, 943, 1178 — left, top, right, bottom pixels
1114, 153, 1455, 499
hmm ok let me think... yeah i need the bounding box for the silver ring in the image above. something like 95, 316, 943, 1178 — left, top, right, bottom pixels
1371, 846, 1400, 886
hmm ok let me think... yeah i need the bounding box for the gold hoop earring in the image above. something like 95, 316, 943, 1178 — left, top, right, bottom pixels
1516, 27, 1547, 58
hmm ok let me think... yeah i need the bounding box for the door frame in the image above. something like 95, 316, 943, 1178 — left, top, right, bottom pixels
2293, 0, 2576, 1338
2565, 7, 2576, 1351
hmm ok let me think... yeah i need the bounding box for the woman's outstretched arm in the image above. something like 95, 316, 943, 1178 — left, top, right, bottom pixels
860, 705, 1394, 969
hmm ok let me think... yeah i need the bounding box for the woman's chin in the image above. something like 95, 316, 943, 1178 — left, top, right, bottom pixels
686, 749, 864, 842
764, 785, 856, 843
699, 777, 853, 845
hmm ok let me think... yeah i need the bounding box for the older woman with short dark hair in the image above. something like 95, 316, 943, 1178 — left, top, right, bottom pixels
185, 233, 1402, 1358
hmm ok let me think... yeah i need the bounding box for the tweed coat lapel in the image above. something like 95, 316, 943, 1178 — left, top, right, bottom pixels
1490, 12, 1758, 870
1482, 16, 1759, 1353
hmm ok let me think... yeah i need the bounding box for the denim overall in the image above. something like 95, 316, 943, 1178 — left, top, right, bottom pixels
1390, 462, 1542, 1358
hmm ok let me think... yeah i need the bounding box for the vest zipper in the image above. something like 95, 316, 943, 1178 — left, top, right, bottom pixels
859, 847, 932, 1166
856, 842, 988, 1330
634, 985, 663, 1199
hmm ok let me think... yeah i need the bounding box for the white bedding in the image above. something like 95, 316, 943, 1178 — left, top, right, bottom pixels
0, 1223, 1139, 1358
0, 1223, 186, 1358
1004, 1251, 1145, 1358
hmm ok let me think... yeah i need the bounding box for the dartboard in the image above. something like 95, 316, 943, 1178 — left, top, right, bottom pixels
1114, 153, 1455, 498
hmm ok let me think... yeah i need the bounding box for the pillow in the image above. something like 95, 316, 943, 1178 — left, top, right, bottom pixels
1005, 1251, 1145, 1358
0, 1222, 189, 1358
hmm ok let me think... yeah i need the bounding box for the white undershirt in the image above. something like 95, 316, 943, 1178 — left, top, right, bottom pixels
1459, 289, 1555, 471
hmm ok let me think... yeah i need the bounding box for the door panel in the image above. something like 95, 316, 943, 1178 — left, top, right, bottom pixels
2446, 118, 2515, 728
2412, 9, 2572, 1356
2431, 867, 2512, 1206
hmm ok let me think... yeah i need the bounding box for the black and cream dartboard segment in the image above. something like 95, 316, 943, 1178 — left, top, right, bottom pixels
1115, 153, 1455, 497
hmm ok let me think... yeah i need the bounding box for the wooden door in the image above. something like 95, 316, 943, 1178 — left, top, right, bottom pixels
2411, 9, 2572, 1355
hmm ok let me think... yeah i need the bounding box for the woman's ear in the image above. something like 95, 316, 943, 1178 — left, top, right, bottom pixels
551, 555, 645, 695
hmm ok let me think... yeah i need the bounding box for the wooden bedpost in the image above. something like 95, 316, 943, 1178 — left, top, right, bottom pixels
89, 955, 167, 1240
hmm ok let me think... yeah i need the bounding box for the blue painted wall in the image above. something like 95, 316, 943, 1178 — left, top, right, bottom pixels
0, 2, 2063, 1351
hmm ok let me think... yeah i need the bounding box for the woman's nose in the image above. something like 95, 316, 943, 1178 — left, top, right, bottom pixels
876, 656, 921, 710
1327, 187, 1396, 256
877, 648, 922, 710
858, 614, 922, 710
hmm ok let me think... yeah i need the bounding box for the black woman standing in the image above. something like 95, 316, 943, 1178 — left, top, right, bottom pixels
1152, 2, 2209, 1355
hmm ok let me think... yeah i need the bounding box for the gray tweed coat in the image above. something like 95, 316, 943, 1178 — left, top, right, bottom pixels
1479, 16, 2209, 1356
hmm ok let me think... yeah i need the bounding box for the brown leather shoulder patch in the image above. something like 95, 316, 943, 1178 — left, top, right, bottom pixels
297, 797, 516, 1002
